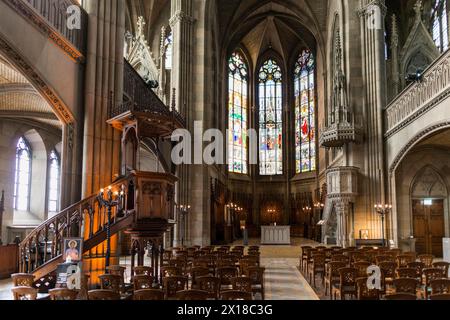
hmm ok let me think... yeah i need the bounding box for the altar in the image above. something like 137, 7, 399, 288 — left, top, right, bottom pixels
261, 225, 291, 245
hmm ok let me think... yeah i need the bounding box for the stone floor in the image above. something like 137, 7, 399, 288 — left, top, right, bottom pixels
0, 237, 319, 300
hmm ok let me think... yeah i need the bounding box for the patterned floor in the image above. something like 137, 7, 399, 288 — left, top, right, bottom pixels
0, 238, 319, 300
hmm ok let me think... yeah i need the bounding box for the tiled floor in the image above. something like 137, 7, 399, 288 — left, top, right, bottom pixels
0, 237, 319, 300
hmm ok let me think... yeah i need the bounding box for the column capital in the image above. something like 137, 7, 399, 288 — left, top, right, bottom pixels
169, 11, 195, 27
358, 0, 387, 18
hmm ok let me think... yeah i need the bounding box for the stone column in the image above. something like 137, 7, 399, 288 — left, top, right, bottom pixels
390, 14, 400, 98
358, 0, 388, 239
82, 0, 125, 197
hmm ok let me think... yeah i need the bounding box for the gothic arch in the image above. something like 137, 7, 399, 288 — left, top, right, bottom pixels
0, 36, 75, 125
410, 165, 448, 198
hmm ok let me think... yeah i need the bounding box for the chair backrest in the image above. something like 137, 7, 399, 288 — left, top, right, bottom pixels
397, 254, 415, 268
134, 266, 153, 276
327, 262, 347, 277
49, 288, 78, 300
433, 262, 450, 277
88, 289, 121, 300
331, 254, 349, 264
133, 274, 154, 290
191, 267, 211, 285
217, 267, 238, 285
311, 254, 326, 267
162, 266, 183, 277
231, 277, 253, 292
163, 276, 188, 298
133, 289, 164, 300
407, 262, 425, 277
430, 293, 450, 300
379, 262, 397, 278
396, 268, 417, 279
11, 273, 35, 287
338, 267, 358, 287
356, 277, 379, 300
99, 274, 123, 293
430, 279, 450, 295
418, 254, 434, 268
197, 276, 220, 299
175, 290, 210, 300
169, 258, 187, 269
385, 293, 417, 300
375, 255, 394, 264
11, 286, 38, 300
393, 278, 418, 294
353, 262, 371, 277
220, 290, 253, 300
245, 267, 265, 285
424, 268, 446, 285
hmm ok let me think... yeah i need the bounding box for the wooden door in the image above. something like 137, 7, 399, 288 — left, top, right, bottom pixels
412, 199, 445, 257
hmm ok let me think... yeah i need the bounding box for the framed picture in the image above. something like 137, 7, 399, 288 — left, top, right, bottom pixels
63, 238, 83, 263
359, 229, 370, 240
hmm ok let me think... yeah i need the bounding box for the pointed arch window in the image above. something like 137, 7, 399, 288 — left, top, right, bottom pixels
228, 52, 249, 174
432, 0, 449, 53
48, 150, 60, 213
294, 50, 316, 173
14, 137, 31, 211
258, 59, 283, 176
165, 30, 173, 70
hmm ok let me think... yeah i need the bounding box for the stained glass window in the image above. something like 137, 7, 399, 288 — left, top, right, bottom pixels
14, 137, 31, 211
294, 50, 316, 173
432, 0, 449, 53
258, 59, 283, 176
48, 150, 60, 213
228, 52, 248, 174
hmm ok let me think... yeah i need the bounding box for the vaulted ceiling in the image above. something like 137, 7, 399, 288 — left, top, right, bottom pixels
0, 53, 61, 130
217, 0, 328, 70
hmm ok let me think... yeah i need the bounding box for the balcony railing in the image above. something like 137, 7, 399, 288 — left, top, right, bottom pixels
110, 60, 186, 128
385, 49, 450, 137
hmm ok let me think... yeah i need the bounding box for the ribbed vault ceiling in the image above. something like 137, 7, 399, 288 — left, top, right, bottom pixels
0, 53, 61, 129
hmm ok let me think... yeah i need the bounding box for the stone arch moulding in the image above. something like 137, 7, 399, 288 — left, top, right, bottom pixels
389, 120, 450, 176
0, 35, 75, 125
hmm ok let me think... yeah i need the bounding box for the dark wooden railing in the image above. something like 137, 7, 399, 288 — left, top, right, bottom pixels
22, 0, 87, 54
111, 60, 186, 127
18, 174, 137, 275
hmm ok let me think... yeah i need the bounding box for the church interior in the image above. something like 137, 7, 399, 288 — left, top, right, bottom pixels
1, 0, 450, 302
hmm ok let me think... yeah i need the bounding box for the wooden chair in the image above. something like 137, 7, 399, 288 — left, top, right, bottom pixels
176, 290, 210, 300
217, 259, 235, 268
169, 258, 187, 273
301, 247, 313, 272
12, 286, 38, 300
385, 293, 417, 300
324, 261, 346, 297
99, 274, 122, 294
330, 254, 349, 265
353, 261, 370, 278
231, 277, 252, 293
133, 274, 154, 290
308, 254, 326, 287
423, 268, 446, 299
397, 254, 415, 268
239, 259, 259, 275
418, 254, 434, 268
375, 255, 394, 265
393, 278, 418, 295
134, 266, 153, 276
407, 262, 425, 282
433, 261, 450, 277
356, 277, 379, 300
388, 249, 402, 258
430, 279, 450, 295
163, 276, 188, 299
220, 290, 253, 300
430, 293, 450, 300
396, 268, 417, 279
133, 289, 164, 300
197, 276, 220, 300
49, 288, 78, 300
11, 273, 35, 287
106, 265, 128, 292
245, 267, 265, 300
88, 289, 121, 300
379, 261, 397, 294
162, 250, 173, 265
190, 267, 211, 289
217, 267, 238, 291
332, 267, 358, 300
162, 266, 183, 277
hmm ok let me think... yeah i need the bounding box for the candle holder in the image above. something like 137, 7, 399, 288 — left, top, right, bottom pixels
97, 185, 124, 269
374, 203, 392, 247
